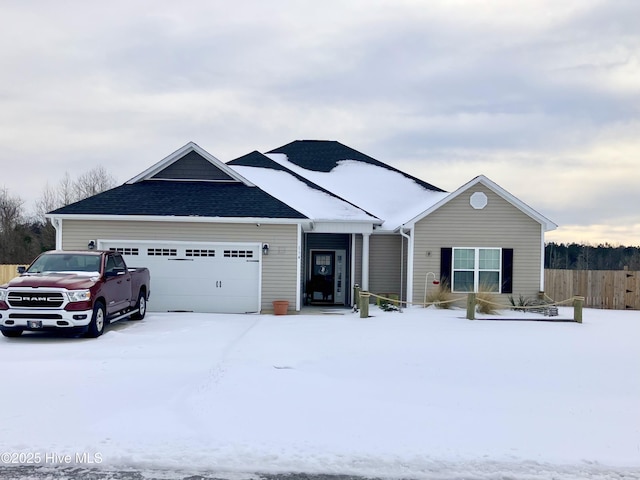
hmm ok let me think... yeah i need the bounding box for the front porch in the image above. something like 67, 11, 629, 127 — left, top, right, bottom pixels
300, 230, 404, 309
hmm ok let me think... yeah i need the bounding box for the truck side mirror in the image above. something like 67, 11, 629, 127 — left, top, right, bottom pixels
17, 266, 26, 274
105, 268, 125, 277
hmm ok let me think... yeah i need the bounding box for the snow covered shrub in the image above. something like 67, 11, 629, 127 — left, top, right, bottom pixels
378, 299, 400, 312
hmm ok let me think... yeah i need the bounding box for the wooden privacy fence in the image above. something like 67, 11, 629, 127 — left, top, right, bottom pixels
545, 268, 639, 310
0, 265, 21, 285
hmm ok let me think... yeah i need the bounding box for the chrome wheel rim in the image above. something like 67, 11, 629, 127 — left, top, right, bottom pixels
96, 308, 104, 332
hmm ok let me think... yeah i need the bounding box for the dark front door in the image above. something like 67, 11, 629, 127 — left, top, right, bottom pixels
309, 251, 335, 303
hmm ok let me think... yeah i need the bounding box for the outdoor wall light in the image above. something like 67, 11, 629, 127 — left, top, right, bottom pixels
88, 240, 96, 250
262, 243, 270, 255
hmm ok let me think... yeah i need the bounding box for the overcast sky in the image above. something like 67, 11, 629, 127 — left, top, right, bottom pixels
1, 0, 639, 246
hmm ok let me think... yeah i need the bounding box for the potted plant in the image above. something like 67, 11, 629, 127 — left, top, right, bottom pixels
272, 300, 289, 315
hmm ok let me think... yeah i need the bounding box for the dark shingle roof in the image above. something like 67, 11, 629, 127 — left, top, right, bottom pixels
228, 151, 290, 172
267, 140, 445, 192
229, 151, 339, 196
49, 180, 308, 219
228, 151, 381, 220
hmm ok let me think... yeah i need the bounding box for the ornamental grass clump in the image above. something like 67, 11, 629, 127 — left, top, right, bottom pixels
475, 285, 501, 315
425, 283, 453, 309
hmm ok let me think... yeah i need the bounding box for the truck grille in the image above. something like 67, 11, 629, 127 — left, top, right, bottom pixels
9, 313, 63, 319
7, 292, 65, 308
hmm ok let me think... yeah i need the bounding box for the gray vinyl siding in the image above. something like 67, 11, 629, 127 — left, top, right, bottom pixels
152, 151, 235, 181
59, 219, 298, 312
369, 234, 406, 300
413, 184, 543, 304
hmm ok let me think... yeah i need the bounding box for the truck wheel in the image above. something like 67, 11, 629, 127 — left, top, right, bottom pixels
2, 330, 23, 338
130, 290, 147, 320
86, 302, 106, 338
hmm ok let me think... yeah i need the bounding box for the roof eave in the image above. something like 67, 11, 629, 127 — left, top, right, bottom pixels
45, 213, 311, 226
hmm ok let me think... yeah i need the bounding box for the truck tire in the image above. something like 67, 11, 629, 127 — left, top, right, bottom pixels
2, 329, 23, 338
130, 290, 147, 320
86, 301, 106, 338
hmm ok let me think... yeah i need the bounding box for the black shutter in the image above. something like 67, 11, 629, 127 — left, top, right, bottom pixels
440, 248, 452, 289
502, 248, 513, 293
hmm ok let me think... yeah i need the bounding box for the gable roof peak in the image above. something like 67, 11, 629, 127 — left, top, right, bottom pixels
403, 174, 558, 231
127, 142, 255, 186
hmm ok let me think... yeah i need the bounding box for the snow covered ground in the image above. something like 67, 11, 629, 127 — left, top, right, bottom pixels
1, 306, 639, 479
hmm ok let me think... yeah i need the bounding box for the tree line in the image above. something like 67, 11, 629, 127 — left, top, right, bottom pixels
545, 242, 640, 270
0, 167, 116, 264
1, 169, 639, 270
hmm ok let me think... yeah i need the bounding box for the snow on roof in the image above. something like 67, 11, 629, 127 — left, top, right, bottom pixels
260, 153, 449, 230
231, 166, 380, 223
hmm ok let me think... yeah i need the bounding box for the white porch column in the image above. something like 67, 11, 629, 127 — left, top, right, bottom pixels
400, 227, 414, 305
362, 233, 370, 291
296, 223, 302, 311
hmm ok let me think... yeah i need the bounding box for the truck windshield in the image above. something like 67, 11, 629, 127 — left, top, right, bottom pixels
28, 254, 101, 274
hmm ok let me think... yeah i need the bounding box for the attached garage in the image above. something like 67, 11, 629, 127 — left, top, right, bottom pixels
47, 142, 309, 314
100, 240, 261, 313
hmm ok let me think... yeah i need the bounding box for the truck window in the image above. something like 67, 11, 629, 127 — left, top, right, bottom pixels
114, 255, 126, 270
105, 254, 126, 274
105, 255, 117, 273
83, 256, 101, 272
28, 254, 100, 274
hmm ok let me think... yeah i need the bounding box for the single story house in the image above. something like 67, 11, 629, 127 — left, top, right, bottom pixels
47, 141, 557, 313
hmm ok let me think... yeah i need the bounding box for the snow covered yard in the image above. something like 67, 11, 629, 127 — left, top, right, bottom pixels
0, 307, 639, 479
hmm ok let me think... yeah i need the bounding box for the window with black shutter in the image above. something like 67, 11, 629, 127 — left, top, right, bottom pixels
440, 247, 513, 293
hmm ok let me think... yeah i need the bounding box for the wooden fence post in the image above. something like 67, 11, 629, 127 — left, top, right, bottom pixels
466, 293, 476, 320
359, 292, 370, 318
573, 296, 584, 323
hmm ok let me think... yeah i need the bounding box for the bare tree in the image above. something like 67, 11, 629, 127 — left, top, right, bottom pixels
31, 166, 118, 253
35, 166, 117, 224
34, 183, 58, 224
0, 187, 25, 263
73, 165, 117, 201
0, 187, 23, 232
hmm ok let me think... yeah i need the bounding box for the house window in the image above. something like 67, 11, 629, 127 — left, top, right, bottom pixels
452, 247, 501, 292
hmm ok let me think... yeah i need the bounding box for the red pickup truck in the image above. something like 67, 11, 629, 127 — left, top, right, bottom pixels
0, 250, 150, 338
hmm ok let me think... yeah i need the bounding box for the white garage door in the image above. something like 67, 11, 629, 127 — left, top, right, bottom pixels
99, 241, 261, 314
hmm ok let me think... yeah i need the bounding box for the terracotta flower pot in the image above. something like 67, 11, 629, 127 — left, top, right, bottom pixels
272, 300, 289, 315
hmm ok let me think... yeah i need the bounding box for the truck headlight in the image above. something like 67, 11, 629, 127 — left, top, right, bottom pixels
0, 289, 6, 302
67, 290, 91, 302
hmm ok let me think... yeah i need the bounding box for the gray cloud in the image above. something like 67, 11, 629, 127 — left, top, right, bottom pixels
0, 0, 639, 245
